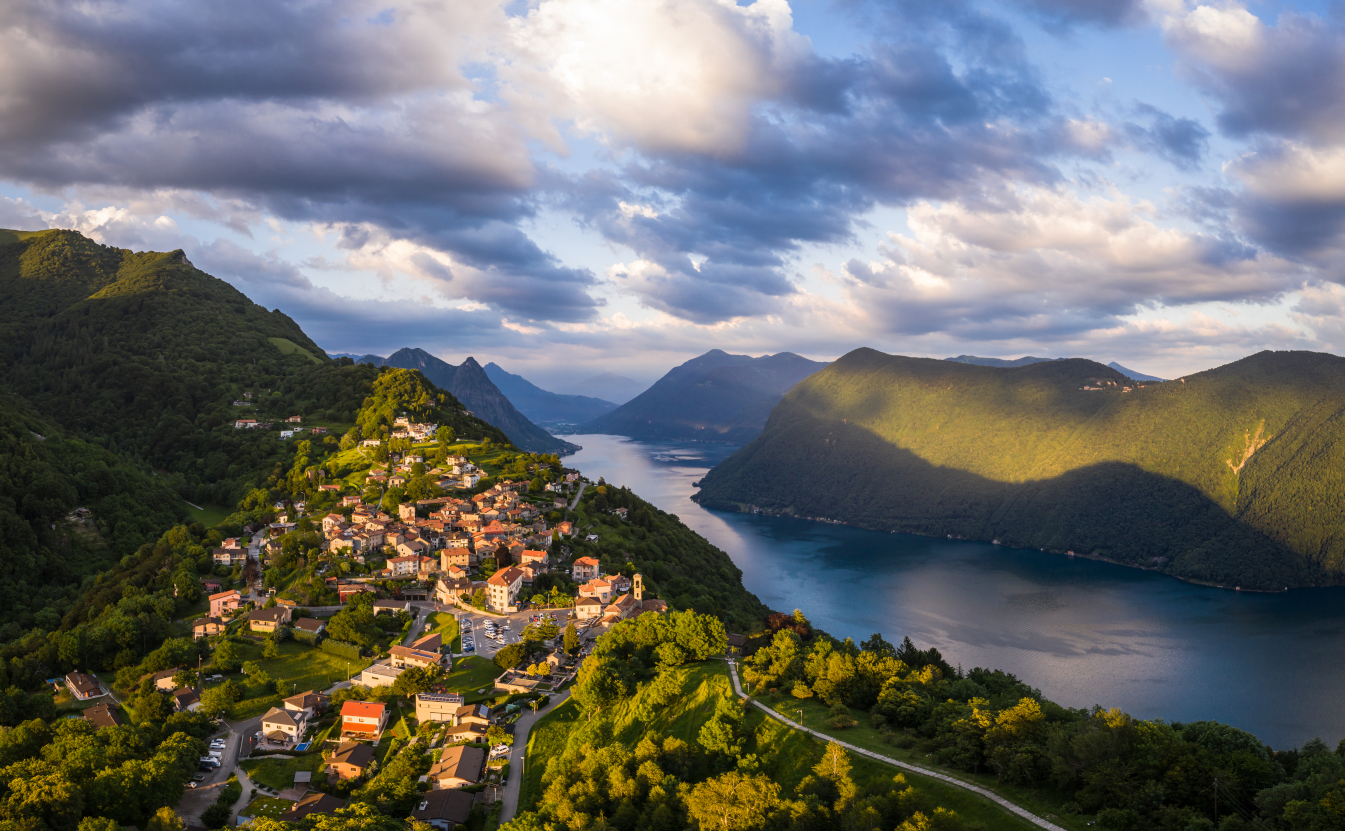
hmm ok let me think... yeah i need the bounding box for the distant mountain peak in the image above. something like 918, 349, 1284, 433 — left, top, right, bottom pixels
1107, 361, 1166, 382
945, 355, 1059, 367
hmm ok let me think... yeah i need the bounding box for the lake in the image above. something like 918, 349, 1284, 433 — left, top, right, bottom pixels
562, 433, 1345, 749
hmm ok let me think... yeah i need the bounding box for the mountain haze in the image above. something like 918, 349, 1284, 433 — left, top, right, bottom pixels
362, 348, 578, 454
560, 372, 647, 405
1109, 361, 1167, 382
696, 348, 1345, 590
577, 350, 828, 443
945, 355, 1057, 367
483, 362, 617, 426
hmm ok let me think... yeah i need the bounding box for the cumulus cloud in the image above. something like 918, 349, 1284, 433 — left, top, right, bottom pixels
838, 185, 1306, 340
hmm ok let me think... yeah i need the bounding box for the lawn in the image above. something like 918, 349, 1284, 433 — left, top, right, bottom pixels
442, 656, 499, 702
425, 612, 461, 651
186, 504, 232, 528
240, 754, 324, 791
241, 795, 296, 820
520, 662, 1039, 831
755, 672, 1089, 831
218, 639, 372, 718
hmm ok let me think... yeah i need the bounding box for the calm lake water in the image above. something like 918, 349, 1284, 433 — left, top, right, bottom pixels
562, 433, 1345, 749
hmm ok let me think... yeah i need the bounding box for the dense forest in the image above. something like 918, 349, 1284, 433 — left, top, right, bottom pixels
697, 348, 1345, 590
733, 618, 1345, 831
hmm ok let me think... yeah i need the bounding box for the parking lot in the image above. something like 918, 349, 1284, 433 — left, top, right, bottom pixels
453, 608, 571, 659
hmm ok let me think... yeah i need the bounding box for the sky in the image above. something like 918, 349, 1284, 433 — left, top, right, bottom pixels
3, 0, 1345, 386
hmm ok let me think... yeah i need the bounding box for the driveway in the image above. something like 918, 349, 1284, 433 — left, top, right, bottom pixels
496, 690, 572, 825
176, 711, 263, 825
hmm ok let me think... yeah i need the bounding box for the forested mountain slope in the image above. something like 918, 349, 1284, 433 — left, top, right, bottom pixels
696, 348, 1345, 590
0, 229, 379, 505
362, 348, 578, 454
0, 392, 184, 636
483, 361, 616, 426
578, 349, 828, 442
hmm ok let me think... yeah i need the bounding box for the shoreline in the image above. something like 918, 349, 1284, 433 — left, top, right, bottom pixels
700, 498, 1296, 594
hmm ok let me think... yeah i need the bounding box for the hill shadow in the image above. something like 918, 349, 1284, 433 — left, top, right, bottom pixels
696, 416, 1317, 591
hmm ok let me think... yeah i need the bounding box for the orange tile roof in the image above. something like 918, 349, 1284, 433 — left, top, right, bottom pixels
340, 700, 385, 719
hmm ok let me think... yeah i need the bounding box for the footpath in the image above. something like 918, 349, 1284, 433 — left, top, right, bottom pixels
724, 659, 1067, 831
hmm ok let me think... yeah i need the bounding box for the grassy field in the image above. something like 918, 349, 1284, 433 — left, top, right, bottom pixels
425, 612, 461, 651
186, 503, 232, 528
240, 754, 325, 791
242, 795, 297, 820
217, 639, 372, 718
759, 676, 1087, 831
442, 656, 499, 702
267, 337, 324, 365
519, 662, 1038, 831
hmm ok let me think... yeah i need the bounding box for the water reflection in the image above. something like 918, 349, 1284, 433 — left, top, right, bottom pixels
564, 434, 1345, 748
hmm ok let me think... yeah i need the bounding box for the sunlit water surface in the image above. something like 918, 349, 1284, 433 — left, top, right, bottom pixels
563, 433, 1345, 748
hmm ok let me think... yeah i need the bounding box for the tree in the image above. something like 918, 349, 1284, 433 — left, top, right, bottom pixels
138, 691, 173, 722
813, 742, 857, 807
698, 696, 746, 757
212, 640, 241, 672
201, 803, 232, 829
242, 662, 270, 689
262, 634, 281, 660
199, 686, 234, 719
685, 771, 781, 831
391, 666, 441, 698
172, 669, 197, 689
563, 622, 580, 655
494, 643, 527, 671
77, 819, 120, 831
147, 806, 184, 831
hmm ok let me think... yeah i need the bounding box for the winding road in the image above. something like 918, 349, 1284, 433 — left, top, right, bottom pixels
724, 659, 1065, 831
496, 691, 572, 825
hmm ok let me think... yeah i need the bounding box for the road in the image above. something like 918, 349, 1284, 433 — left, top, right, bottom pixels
568, 482, 586, 511
496, 690, 572, 825
723, 660, 1067, 831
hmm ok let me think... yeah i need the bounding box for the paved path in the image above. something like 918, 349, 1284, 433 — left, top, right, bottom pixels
568, 483, 586, 512
724, 660, 1066, 831
497, 691, 572, 825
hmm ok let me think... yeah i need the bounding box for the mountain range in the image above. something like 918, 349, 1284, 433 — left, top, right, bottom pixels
353, 349, 578, 455
577, 349, 828, 443
696, 348, 1345, 590
947, 354, 1166, 382
482, 363, 617, 427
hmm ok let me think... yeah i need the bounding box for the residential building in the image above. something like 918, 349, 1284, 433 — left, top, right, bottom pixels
414, 692, 465, 723
64, 671, 102, 700
412, 632, 442, 652
440, 549, 470, 570
338, 584, 376, 603
411, 789, 474, 830
213, 547, 248, 567
248, 606, 292, 633
454, 703, 491, 727
435, 577, 472, 604
572, 556, 600, 580
292, 618, 326, 639
171, 688, 200, 712
519, 549, 549, 569
328, 741, 375, 780
192, 617, 226, 640
485, 566, 524, 613
574, 596, 604, 620
261, 706, 305, 743
428, 745, 486, 789
283, 690, 328, 718
209, 590, 243, 618
387, 555, 421, 577
398, 504, 418, 522
442, 723, 487, 743
389, 645, 445, 670
578, 577, 613, 604
279, 793, 345, 823
340, 700, 388, 740
373, 599, 411, 616
148, 669, 179, 692
357, 662, 405, 689
83, 703, 123, 729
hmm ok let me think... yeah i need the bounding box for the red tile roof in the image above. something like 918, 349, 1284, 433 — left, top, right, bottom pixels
340, 700, 385, 719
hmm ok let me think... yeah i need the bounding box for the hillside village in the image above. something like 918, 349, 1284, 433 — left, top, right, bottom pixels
127, 427, 676, 828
